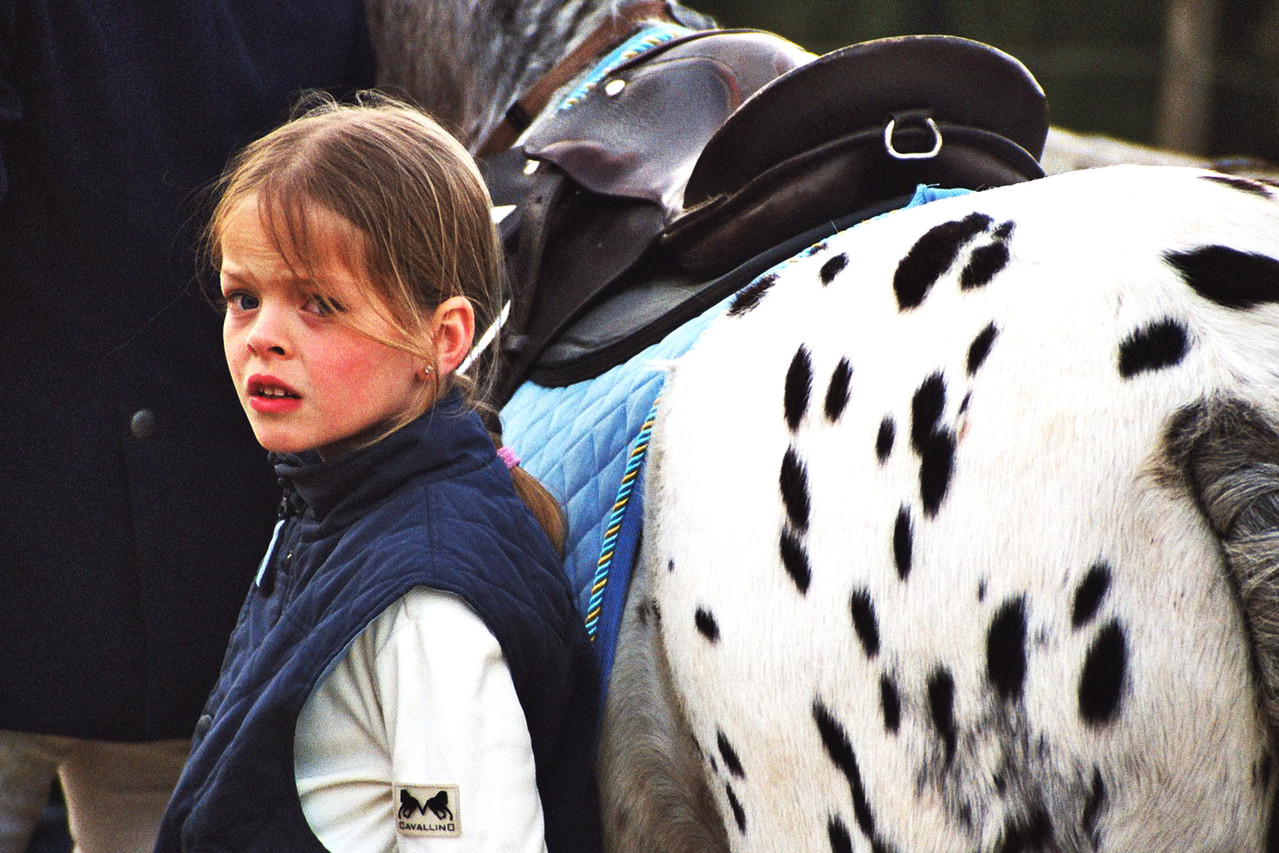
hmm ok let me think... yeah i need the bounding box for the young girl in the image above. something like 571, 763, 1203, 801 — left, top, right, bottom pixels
155, 96, 601, 852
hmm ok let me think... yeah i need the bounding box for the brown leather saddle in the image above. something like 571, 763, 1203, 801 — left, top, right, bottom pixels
481, 28, 1049, 407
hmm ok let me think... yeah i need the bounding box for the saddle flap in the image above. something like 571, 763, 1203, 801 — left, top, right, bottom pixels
486, 28, 813, 407
523, 28, 813, 218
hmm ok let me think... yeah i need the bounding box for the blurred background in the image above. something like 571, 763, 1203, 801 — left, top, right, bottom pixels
694, 0, 1278, 165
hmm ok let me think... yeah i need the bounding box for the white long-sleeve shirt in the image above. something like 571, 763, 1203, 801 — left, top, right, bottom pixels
293, 587, 549, 853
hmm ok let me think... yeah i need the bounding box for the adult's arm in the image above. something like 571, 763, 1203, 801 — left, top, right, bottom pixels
0, 0, 20, 206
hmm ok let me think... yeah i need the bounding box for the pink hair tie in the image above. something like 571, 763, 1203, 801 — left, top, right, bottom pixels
497, 445, 521, 470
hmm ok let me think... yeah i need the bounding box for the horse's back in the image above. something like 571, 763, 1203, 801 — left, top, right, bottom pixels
626, 164, 1279, 852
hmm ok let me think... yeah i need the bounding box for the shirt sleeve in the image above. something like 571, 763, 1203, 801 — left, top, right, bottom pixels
295, 587, 549, 853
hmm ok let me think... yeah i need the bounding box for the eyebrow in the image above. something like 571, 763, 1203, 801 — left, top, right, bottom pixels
220, 267, 315, 290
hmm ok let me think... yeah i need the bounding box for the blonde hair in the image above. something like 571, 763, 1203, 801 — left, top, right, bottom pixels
207, 92, 564, 551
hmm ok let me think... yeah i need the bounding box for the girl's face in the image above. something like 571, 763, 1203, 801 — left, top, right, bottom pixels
220, 197, 426, 459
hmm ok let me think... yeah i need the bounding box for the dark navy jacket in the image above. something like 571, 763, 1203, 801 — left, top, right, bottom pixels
156, 397, 602, 852
0, 1, 375, 740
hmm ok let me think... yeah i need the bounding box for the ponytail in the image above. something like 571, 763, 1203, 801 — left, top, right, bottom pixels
489, 431, 566, 556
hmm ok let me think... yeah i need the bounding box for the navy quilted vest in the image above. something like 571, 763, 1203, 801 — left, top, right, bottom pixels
156, 395, 602, 852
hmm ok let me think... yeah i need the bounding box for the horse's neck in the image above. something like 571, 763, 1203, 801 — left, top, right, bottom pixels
367, 0, 629, 150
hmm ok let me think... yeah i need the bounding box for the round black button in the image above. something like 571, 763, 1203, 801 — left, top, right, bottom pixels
129, 409, 157, 439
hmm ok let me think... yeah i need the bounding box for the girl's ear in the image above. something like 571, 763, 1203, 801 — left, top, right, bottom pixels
429, 296, 476, 376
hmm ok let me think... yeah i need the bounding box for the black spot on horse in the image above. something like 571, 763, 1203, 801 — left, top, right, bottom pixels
876, 417, 895, 463
786, 346, 813, 431
718, 728, 746, 779
1118, 317, 1189, 379
987, 598, 1028, 701
667, 558, 675, 573
908, 375, 955, 515
880, 676, 901, 733
825, 358, 853, 422
780, 529, 812, 594
821, 253, 850, 285
1072, 562, 1111, 629
893, 506, 913, 580
895, 213, 994, 310
918, 428, 956, 517
1202, 174, 1274, 199
780, 447, 811, 531
967, 323, 999, 375
994, 220, 1016, 241
960, 241, 1010, 290
728, 272, 777, 316
928, 668, 957, 764
910, 373, 947, 453
1082, 767, 1106, 844
1166, 245, 1279, 309
849, 589, 880, 659
1079, 620, 1127, 726
726, 783, 747, 834
828, 816, 854, 853
695, 607, 720, 642
996, 806, 1054, 853
813, 699, 877, 839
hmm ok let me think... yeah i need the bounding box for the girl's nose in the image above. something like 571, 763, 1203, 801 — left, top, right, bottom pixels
244, 306, 290, 357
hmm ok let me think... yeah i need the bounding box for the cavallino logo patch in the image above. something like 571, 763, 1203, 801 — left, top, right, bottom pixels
396, 784, 461, 838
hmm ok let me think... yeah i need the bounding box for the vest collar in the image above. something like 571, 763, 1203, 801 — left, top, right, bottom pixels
271, 392, 494, 532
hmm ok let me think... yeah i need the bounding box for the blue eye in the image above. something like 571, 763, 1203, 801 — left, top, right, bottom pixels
225, 292, 259, 311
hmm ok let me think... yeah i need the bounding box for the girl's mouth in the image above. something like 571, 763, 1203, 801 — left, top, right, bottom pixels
247, 375, 302, 413
255, 386, 298, 399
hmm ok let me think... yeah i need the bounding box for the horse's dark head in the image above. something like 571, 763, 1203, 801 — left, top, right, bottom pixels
367, 0, 715, 150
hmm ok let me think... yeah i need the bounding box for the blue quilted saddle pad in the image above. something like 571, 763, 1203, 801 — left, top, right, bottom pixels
501, 299, 726, 622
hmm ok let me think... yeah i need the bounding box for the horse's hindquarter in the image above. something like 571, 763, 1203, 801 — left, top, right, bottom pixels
640, 165, 1279, 852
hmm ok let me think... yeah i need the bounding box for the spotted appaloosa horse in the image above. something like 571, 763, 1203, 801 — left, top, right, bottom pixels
600, 165, 1279, 853
363, 4, 1279, 850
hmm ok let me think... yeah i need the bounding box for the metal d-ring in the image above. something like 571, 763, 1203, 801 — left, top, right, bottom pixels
884, 116, 943, 160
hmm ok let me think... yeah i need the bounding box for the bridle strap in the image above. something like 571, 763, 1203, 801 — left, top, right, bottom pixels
475, 0, 674, 158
